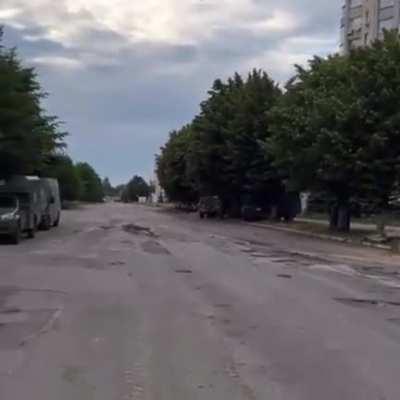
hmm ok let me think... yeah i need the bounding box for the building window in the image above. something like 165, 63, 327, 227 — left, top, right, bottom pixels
379, 6, 395, 20
350, 16, 363, 31
380, 0, 394, 9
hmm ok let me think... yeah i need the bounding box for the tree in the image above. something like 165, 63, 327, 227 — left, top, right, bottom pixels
102, 177, 116, 197
75, 162, 104, 203
122, 175, 151, 202
269, 31, 400, 232
114, 184, 126, 198
42, 154, 82, 201
0, 27, 65, 177
186, 70, 282, 215
156, 126, 198, 203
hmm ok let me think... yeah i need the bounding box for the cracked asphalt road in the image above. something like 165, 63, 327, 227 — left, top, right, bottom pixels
0, 202, 400, 399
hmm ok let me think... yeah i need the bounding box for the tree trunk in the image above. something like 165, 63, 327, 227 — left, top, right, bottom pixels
329, 205, 339, 230
270, 205, 279, 221
337, 205, 351, 232
330, 203, 351, 232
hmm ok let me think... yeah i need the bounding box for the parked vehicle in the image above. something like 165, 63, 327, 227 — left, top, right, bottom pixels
0, 176, 61, 243
241, 204, 268, 221
40, 178, 61, 229
0, 195, 27, 243
198, 196, 223, 219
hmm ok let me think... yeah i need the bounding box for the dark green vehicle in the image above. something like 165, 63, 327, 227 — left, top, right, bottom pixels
0, 195, 35, 244
198, 196, 223, 219
0, 176, 48, 243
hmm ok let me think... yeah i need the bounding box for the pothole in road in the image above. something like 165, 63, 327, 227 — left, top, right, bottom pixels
100, 225, 114, 231
277, 274, 293, 279
123, 224, 157, 238
142, 241, 170, 255
0, 311, 29, 324
174, 269, 193, 274
335, 298, 400, 308
109, 261, 126, 266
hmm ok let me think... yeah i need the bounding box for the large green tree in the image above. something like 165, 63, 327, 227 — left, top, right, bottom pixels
269, 31, 400, 231
156, 125, 197, 203
186, 70, 282, 214
102, 177, 117, 197
75, 162, 104, 203
0, 27, 65, 177
122, 175, 151, 202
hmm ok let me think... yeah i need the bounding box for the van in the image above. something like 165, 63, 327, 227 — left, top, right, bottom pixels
39, 178, 61, 230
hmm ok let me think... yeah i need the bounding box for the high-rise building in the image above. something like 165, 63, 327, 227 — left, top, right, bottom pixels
341, 0, 400, 53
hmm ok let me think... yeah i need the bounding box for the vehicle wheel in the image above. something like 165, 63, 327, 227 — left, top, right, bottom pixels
199, 212, 204, 219
53, 212, 60, 227
27, 228, 36, 239
27, 217, 37, 239
40, 215, 52, 231
11, 226, 20, 245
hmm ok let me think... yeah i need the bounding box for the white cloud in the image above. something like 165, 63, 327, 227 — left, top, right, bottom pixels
0, 8, 22, 19
255, 10, 300, 33
0, 7, 26, 29
30, 55, 83, 69
0, 0, 341, 184
1, 1, 304, 46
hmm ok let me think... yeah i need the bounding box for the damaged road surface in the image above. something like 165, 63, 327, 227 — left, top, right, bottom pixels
1, 203, 400, 400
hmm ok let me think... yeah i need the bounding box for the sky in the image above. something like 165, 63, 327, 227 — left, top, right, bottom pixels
0, 1, 341, 184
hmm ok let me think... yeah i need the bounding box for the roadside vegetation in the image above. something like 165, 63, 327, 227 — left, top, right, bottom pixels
121, 175, 152, 203
157, 31, 400, 233
0, 27, 104, 204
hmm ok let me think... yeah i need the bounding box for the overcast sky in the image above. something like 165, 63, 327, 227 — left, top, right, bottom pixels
0, 1, 341, 184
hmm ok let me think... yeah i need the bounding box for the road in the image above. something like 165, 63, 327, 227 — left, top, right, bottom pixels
0, 202, 400, 400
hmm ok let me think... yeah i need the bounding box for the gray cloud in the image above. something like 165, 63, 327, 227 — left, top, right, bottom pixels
0, 1, 342, 183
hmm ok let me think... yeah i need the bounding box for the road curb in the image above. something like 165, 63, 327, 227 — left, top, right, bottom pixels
247, 222, 391, 251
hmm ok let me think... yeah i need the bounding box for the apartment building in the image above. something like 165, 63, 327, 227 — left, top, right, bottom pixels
341, 0, 400, 53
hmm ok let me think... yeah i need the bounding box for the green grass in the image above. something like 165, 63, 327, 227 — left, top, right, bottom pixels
285, 220, 376, 242
302, 212, 400, 227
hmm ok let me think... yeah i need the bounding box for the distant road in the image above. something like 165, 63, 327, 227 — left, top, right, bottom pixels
0, 202, 399, 400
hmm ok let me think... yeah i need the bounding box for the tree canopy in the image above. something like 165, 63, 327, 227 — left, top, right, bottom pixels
122, 175, 151, 202
75, 162, 104, 203
102, 177, 119, 197
157, 34, 400, 231
0, 27, 65, 177
269, 31, 400, 230
157, 70, 283, 213
157, 126, 197, 203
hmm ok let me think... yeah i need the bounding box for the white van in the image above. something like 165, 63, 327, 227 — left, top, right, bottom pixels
40, 178, 61, 230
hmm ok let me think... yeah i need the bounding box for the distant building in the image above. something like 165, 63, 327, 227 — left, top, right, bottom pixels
341, 0, 400, 53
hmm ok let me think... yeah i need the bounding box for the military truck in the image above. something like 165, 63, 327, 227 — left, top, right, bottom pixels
0, 195, 29, 244
0, 176, 61, 243
0, 176, 45, 242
